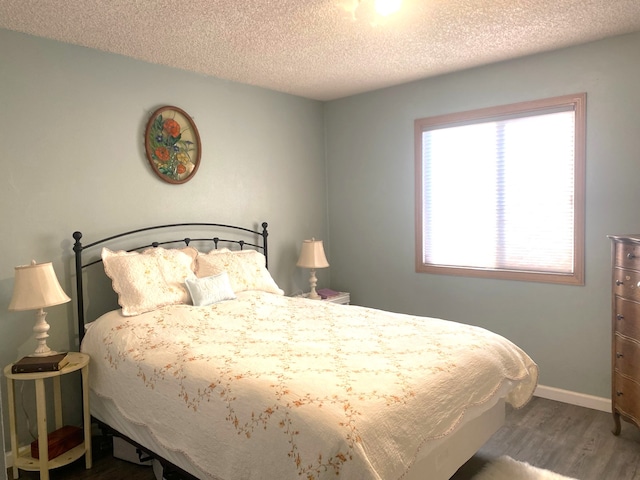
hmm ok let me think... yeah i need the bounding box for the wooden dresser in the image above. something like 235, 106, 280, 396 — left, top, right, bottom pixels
609, 235, 640, 435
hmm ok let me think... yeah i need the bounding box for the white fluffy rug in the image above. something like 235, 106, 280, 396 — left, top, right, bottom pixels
472, 456, 579, 480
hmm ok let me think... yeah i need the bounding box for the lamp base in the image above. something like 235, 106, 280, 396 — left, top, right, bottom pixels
29, 350, 60, 358
308, 269, 321, 300
32, 308, 56, 357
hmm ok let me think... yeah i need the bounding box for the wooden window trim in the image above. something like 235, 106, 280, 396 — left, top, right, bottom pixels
414, 93, 586, 285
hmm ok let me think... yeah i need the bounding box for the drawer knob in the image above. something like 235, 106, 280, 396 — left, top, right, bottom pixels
616, 280, 624, 286
617, 314, 625, 321
628, 253, 636, 260
616, 352, 624, 358
617, 391, 624, 396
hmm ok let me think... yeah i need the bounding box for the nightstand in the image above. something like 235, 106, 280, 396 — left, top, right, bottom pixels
4, 351, 92, 480
322, 292, 350, 305
295, 291, 351, 305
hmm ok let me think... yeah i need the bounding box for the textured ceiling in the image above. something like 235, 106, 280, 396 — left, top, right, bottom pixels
1, 0, 640, 100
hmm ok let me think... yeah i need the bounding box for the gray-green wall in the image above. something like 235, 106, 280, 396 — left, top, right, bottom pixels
0, 28, 327, 454
325, 31, 640, 400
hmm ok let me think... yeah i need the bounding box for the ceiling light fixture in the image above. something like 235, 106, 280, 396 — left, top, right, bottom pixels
343, 0, 403, 23
374, 0, 402, 16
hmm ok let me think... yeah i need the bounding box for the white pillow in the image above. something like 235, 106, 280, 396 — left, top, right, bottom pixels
195, 249, 283, 295
102, 247, 195, 316
143, 246, 199, 269
203, 247, 231, 254
185, 272, 237, 306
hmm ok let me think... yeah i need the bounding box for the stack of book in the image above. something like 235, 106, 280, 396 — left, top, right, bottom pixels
316, 288, 340, 300
11, 352, 69, 374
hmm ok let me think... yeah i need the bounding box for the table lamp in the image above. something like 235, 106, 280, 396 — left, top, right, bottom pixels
296, 238, 329, 300
8, 260, 71, 357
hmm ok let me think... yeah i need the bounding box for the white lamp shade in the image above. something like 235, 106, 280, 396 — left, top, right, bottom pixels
8, 261, 71, 311
296, 239, 329, 269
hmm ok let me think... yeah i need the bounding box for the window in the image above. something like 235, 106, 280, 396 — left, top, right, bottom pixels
415, 93, 586, 285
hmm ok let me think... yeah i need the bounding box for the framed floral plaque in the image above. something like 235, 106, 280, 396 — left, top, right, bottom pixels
144, 106, 201, 184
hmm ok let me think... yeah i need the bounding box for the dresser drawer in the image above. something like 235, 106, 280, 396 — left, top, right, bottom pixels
614, 296, 640, 338
614, 335, 640, 378
614, 242, 640, 270
614, 373, 640, 423
613, 268, 640, 301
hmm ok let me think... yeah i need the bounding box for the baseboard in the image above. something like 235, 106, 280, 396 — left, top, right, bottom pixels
534, 384, 611, 412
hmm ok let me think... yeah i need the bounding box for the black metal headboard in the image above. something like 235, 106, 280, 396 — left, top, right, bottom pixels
72, 222, 268, 343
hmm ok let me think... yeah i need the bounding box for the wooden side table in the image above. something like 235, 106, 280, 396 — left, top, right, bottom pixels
4, 351, 92, 480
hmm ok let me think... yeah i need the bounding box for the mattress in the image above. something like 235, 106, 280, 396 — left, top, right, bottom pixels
81, 291, 538, 480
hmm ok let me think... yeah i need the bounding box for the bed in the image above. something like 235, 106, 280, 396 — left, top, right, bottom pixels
73, 222, 538, 480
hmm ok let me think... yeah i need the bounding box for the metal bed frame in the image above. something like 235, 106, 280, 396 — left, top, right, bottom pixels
72, 222, 269, 342
71, 221, 269, 479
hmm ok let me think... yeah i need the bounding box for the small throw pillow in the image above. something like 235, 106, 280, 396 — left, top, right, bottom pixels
185, 272, 237, 306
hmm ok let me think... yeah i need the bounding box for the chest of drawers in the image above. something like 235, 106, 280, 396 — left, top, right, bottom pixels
609, 235, 640, 435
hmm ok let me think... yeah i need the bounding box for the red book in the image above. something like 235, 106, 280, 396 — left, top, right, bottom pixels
31, 425, 83, 459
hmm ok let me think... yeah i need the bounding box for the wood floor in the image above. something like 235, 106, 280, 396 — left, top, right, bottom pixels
7, 397, 640, 479
452, 396, 640, 480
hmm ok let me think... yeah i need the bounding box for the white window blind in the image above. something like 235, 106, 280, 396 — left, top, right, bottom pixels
415, 94, 585, 284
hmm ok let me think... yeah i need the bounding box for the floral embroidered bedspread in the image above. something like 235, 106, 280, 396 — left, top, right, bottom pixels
81, 291, 538, 480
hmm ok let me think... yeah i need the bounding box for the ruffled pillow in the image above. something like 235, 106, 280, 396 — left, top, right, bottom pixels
143, 246, 199, 269
195, 249, 283, 295
102, 247, 195, 316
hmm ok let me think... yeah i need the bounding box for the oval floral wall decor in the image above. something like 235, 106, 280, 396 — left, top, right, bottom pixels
144, 106, 201, 184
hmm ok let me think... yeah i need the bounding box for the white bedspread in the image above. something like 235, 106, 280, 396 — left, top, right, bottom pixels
81, 291, 538, 480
